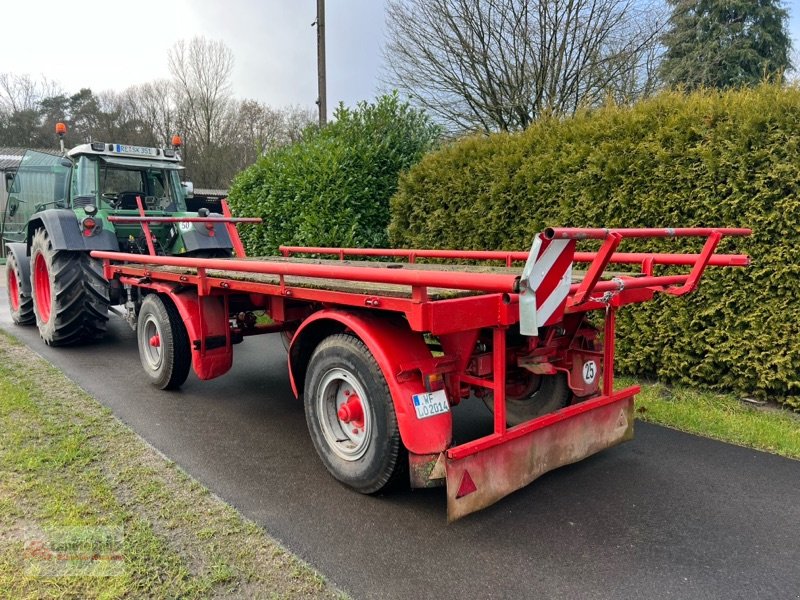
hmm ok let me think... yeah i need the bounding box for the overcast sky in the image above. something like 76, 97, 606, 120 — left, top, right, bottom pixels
0, 0, 386, 116
0, 0, 798, 117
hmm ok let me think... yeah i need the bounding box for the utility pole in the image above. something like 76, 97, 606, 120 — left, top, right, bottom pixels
316, 0, 327, 127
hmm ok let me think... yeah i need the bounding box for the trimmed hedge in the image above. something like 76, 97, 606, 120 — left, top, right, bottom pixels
389, 84, 800, 409
228, 94, 441, 255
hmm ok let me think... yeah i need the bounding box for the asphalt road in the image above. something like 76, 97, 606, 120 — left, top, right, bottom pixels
2, 272, 799, 599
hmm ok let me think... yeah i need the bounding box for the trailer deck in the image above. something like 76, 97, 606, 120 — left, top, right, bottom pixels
141, 256, 637, 301
91, 222, 750, 520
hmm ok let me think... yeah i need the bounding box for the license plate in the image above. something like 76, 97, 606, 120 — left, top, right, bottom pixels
412, 390, 450, 419
113, 144, 157, 156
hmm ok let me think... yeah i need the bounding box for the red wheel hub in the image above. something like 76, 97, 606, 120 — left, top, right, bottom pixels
34, 253, 51, 323
337, 395, 365, 429
8, 268, 19, 312
149, 334, 161, 347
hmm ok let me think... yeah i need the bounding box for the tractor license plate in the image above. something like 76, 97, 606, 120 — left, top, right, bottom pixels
113, 144, 157, 156
412, 390, 450, 419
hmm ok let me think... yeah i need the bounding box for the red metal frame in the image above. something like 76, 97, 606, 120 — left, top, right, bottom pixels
280, 245, 749, 268
543, 226, 751, 240
91, 226, 749, 519
106, 197, 260, 257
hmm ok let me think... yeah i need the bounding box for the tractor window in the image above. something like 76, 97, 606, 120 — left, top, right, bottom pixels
102, 168, 145, 196
72, 156, 98, 204
96, 160, 186, 212
152, 174, 165, 197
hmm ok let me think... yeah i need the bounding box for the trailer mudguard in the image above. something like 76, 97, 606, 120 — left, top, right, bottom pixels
5, 243, 31, 296
140, 282, 233, 380
27, 210, 119, 251
289, 309, 453, 455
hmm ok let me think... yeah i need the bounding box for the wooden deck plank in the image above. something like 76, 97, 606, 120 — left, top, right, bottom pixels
145, 256, 635, 301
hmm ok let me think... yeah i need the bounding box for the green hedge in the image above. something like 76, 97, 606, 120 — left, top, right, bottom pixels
228, 94, 441, 255
390, 84, 800, 409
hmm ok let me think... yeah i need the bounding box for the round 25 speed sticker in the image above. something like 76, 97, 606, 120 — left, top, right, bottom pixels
582, 360, 597, 385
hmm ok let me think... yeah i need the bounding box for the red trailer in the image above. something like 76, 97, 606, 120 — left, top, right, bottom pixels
92, 212, 749, 520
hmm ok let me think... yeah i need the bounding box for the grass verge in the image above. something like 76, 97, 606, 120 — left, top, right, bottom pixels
626, 377, 800, 460
0, 331, 345, 599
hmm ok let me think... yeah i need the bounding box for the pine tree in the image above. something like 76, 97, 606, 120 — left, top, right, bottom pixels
659, 0, 792, 89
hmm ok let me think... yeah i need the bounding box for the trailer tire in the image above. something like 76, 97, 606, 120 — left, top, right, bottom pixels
6, 250, 35, 325
137, 294, 191, 390
483, 372, 570, 426
30, 228, 109, 345
304, 334, 405, 494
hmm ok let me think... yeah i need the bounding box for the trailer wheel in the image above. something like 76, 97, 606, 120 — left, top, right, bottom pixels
483, 371, 569, 426
137, 294, 191, 390
304, 334, 405, 494
6, 251, 34, 325
30, 228, 109, 346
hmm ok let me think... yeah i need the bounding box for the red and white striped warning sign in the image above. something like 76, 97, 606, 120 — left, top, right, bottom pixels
519, 234, 575, 335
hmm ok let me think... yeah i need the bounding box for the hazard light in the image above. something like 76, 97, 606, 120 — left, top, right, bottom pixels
171, 135, 182, 148
55, 122, 67, 136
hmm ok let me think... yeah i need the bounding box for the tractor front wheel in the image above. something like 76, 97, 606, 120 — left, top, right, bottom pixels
137, 294, 191, 390
30, 228, 109, 345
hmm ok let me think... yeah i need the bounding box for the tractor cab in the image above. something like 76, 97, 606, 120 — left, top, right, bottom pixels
3, 126, 242, 347
0, 136, 225, 257
67, 142, 189, 213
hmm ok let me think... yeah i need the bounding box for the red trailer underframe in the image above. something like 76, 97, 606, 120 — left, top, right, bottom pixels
92, 224, 749, 520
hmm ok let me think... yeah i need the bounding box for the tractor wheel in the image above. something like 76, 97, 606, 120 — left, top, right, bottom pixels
30, 228, 109, 346
304, 334, 406, 494
137, 294, 191, 390
482, 371, 570, 427
6, 251, 34, 325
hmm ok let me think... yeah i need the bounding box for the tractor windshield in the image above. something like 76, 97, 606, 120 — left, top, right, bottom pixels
1, 150, 69, 244
73, 156, 187, 212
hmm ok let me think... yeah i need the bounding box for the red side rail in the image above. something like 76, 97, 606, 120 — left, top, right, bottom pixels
279, 246, 749, 268
543, 227, 752, 239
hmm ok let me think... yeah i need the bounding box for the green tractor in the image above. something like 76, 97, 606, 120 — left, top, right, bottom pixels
2, 127, 235, 346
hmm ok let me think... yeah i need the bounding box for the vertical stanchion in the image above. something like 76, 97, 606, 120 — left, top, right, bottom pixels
493, 327, 507, 435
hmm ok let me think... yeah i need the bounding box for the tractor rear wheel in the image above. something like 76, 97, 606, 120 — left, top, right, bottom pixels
6, 251, 34, 325
304, 334, 406, 494
137, 294, 191, 390
30, 228, 109, 346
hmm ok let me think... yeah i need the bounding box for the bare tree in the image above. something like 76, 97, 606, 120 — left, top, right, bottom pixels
384, 0, 666, 132
168, 37, 239, 186
0, 73, 61, 113
120, 80, 179, 146
168, 37, 234, 147
0, 39, 314, 188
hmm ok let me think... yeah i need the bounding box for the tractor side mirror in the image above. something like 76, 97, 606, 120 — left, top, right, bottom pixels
5, 172, 16, 193
182, 181, 194, 199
